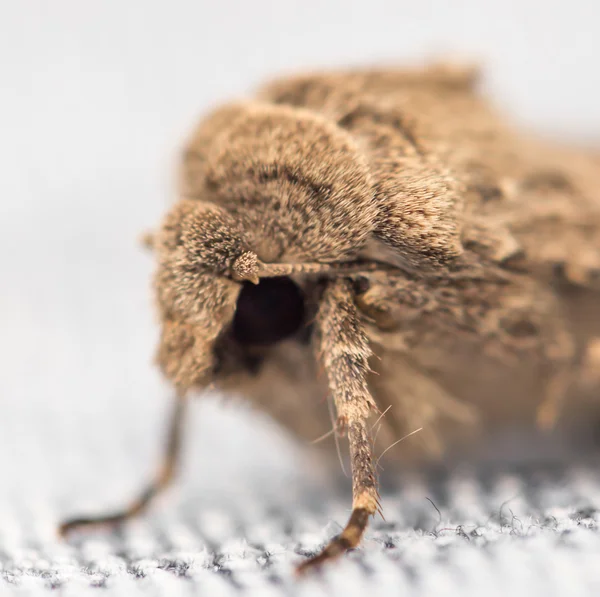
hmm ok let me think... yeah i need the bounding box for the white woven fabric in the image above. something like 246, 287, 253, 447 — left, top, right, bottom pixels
2, 443, 600, 596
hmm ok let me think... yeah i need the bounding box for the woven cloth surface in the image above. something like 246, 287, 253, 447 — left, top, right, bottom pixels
2, 451, 600, 596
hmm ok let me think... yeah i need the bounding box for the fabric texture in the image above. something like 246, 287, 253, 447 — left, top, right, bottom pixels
2, 422, 600, 596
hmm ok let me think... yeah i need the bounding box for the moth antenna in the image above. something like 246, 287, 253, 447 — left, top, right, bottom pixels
231, 251, 260, 284
255, 260, 391, 279
231, 255, 392, 283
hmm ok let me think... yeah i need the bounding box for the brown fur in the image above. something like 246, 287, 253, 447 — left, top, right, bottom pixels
63, 62, 600, 571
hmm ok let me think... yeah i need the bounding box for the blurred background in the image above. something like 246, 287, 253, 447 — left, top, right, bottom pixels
0, 0, 599, 556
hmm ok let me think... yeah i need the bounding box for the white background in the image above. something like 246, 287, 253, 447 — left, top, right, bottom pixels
0, 0, 599, 534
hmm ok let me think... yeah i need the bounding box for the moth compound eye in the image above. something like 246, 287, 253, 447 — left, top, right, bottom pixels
232, 276, 305, 346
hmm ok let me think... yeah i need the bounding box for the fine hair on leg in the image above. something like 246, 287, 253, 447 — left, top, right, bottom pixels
297, 279, 379, 573
59, 394, 187, 536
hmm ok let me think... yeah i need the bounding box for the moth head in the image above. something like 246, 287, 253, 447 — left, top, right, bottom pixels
153, 198, 383, 393
153, 199, 318, 392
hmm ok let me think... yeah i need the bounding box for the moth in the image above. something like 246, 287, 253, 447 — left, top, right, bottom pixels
60, 62, 600, 572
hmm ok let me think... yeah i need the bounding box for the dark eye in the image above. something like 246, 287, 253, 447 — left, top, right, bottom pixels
232, 276, 305, 346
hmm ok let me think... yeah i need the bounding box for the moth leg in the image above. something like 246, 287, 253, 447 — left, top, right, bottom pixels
297, 279, 379, 573
59, 395, 186, 536
581, 337, 600, 387
352, 276, 405, 331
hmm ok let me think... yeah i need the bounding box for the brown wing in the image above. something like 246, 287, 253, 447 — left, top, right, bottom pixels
260, 63, 600, 285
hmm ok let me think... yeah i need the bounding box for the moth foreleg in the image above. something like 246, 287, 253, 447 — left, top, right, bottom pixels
297, 279, 379, 573
59, 395, 187, 536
